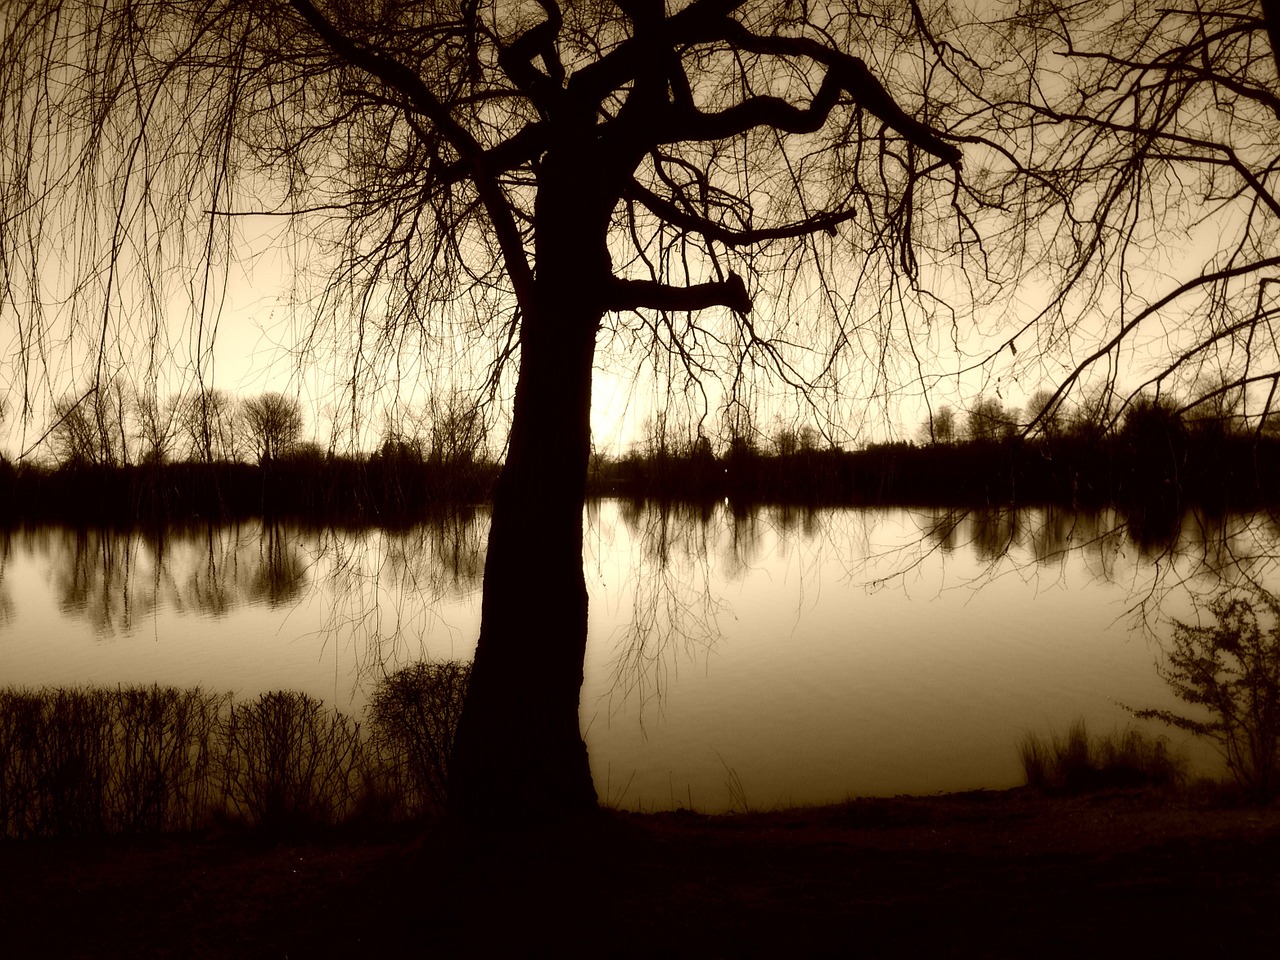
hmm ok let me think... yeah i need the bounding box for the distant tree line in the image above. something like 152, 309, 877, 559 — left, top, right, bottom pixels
0, 386, 496, 525
5, 383, 1278, 526
40, 384, 310, 468
592, 388, 1280, 518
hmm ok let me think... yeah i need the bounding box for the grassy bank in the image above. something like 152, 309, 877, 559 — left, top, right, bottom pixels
3, 788, 1280, 957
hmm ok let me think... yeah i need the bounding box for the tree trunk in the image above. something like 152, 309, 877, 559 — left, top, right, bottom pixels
449, 160, 613, 819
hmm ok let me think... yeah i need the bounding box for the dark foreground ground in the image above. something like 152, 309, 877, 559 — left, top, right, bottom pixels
3, 787, 1279, 958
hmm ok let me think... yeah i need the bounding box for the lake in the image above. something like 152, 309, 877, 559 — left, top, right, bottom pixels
1, 501, 1270, 811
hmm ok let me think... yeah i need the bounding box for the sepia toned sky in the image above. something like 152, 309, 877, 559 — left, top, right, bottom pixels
0, 1, 1262, 464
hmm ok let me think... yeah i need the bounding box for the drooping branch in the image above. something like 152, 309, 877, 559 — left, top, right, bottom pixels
286, 0, 535, 306
1033, 255, 1280, 429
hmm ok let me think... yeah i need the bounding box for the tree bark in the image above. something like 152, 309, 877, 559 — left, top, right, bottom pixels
448, 154, 613, 821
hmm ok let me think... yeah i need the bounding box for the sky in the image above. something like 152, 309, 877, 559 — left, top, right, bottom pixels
1, 0, 1269, 464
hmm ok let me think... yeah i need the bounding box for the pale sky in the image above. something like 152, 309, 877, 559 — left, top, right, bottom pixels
1, 1, 1265, 464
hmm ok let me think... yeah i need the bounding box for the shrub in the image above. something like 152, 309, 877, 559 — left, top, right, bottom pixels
0, 676, 476, 837
1018, 719, 1184, 795
0, 685, 229, 837
1135, 588, 1280, 802
112, 685, 228, 832
220, 691, 365, 829
367, 660, 470, 817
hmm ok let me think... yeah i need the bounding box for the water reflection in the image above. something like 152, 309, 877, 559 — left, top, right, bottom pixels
5, 501, 1280, 807
247, 524, 308, 607
6, 503, 1279, 642
46, 528, 158, 635
0, 531, 13, 627
318, 510, 487, 673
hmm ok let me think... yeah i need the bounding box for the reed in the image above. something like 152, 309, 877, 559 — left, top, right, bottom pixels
1018, 720, 1185, 795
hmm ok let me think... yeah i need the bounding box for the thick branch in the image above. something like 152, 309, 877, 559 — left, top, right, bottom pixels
625, 180, 858, 246
441, 121, 549, 184
497, 0, 565, 107
567, 0, 749, 108
717, 20, 962, 167
1262, 0, 1280, 87
606, 273, 751, 313
661, 70, 842, 142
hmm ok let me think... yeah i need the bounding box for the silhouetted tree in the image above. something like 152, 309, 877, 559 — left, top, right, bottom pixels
133, 390, 182, 465
1119, 395, 1187, 491
48, 385, 130, 467
0, 0, 1010, 819
242, 393, 304, 464
178, 390, 242, 465
1024, 389, 1062, 440
1184, 376, 1247, 442
965, 397, 1015, 444
426, 391, 486, 471
922, 404, 956, 445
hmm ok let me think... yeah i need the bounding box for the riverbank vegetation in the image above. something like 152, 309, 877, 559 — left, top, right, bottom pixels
1018, 721, 1186, 796
1133, 587, 1280, 803
4, 656, 1276, 841
0, 664, 469, 839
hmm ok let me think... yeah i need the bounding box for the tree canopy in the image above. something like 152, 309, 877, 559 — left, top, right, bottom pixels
0, 0, 984, 442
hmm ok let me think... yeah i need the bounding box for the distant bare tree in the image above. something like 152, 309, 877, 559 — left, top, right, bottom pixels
1024, 390, 1063, 440
426, 391, 485, 470
133, 390, 182, 465
1184, 376, 1247, 439
965, 397, 1015, 444
922, 404, 957, 445
178, 390, 242, 464
772, 424, 799, 457
48, 384, 130, 467
242, 393, 304, 464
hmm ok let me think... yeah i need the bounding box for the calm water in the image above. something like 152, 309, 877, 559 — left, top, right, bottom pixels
2, 501, 1273, 811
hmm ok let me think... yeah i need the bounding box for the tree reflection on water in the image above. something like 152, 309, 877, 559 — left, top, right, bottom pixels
7, 500, 1280, 678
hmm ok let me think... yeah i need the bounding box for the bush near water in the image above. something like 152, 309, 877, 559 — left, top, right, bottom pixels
0, 662, 469, 838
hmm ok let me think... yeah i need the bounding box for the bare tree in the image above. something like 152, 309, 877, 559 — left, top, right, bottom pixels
133, 390, 182, 465
2, 1, 986, 818
965, 396, 1015, 443
242, 392, 304, 464
47, 384, 130, 467
1024, 390, 1062, 440
177, 390, 242, 464
972, 1, 1280, 429
426, 390, 486, 470
921, 404, 956, 445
